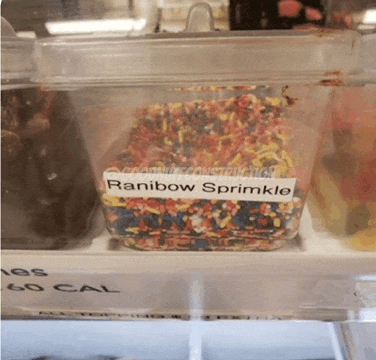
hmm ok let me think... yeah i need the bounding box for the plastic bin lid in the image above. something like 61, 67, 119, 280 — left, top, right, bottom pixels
1, 17, 35, 87
34, 4, 364, 87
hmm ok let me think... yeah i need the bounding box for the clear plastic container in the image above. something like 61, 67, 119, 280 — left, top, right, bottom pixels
309, 84, 376, 251
34, 8, 362, 251
1, 18, 103, 250
308, 33, 376, 251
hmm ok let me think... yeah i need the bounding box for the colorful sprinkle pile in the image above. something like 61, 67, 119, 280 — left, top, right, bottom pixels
101, 88, 304, 250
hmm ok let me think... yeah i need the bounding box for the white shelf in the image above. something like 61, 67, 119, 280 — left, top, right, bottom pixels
2, 207, 376, 321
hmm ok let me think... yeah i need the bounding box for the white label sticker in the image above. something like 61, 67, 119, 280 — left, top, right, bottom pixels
103, 172, 296, 202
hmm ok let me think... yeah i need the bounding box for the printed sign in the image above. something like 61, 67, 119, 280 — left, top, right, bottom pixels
104, 172, 296, 202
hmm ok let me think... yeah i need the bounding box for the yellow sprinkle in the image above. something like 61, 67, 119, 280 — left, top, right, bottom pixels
162, 119, 167, 132
102, 194, 123, 207
259, 144, 270, 153
275, 164, 288, 177
145, 207, 161, 215
231, 153, 242, 165
183, 215, 188, 222
178, 130, 183, 143
282, 151, 294, 168
277, 134, 288, 141
171, 103, 182, 110
270, 212, 277, 217
269, 142, 280, 151
273, 218, 281, 227
220, 134, 234, 142
220, 215, 232, 228
164, 136, 172, 145
265, 97, 281, 106
127, 228, 139, 234
262, 151, 276, 160
245, 146, 255, 154
207, 232, 221, 237
348, 227, 376, 251
252, 159, 263, 167
219, 114, 227, 121
127, 238, 135, 245
177, 204, 190, 211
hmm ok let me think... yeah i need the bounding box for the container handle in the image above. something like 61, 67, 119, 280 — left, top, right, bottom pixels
184, 2, 215, 33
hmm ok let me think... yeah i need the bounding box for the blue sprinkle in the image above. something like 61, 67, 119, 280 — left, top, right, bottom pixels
195, 239, 209, 248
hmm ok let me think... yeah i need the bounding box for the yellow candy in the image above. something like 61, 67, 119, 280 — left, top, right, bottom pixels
348, 228, 376, 251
